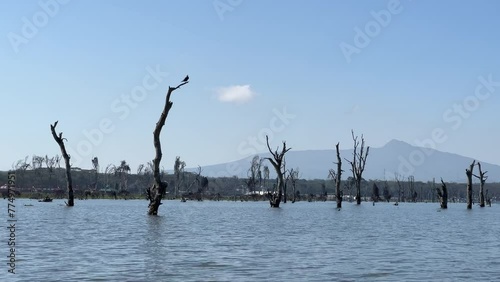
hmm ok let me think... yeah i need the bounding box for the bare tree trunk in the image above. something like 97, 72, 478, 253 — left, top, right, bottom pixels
465, 160, 475, 209
273, 171, 284, 207
437, 178, 448, 209
478, 180, 485, 208
265, 135, 291, 208
355, 179, 361, 205
50, 121, 74, 206
148, 78, 189, 215
290, 168, 298, 203
395, 173, 403, 204
334, 143, 342, 208
485, 189, 491, 207
474, 162, 487, 207
283, 161, 289, 204
283, 183, 287, 203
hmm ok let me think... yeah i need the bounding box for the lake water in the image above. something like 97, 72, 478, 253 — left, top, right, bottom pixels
2, 199, 499, 281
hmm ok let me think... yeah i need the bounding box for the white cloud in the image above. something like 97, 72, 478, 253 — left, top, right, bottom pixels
216, 85, 256, 104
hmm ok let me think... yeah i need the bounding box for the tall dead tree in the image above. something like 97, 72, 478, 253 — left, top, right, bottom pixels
372, 183, 380, 202
465, 160, 475, 209
395, 173, 403, 203
473, 162, 487, 207
283, 160, 289, 203
345, 130, 369, 205
50, 121, 74, 206
382, 181, 391, 203
246, 155, 262, 193
328, 142, 343, 209
436, 178, 448, 209
263, 165, 270, 190
408, 176, 417, 202
265, 135, 291, 208
147, 77, 189, 215
289, 168, 299, 203
485, 189, 492, 207
91, 157, 99, 190
174, 156, 186, 198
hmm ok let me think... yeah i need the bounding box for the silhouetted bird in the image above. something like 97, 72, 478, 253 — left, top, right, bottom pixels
182, 75, 189, 82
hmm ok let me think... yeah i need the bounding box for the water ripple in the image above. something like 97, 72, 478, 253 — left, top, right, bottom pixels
2, 200, 499, 281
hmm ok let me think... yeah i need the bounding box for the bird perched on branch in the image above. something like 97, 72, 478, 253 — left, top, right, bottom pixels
182, 75, 189, 82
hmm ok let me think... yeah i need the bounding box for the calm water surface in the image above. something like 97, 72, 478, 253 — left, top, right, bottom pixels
2, 199, 499, 281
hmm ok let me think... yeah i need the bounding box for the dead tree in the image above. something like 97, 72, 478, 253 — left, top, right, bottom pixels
408, 176, 417, 202
372, 183, 380, 202
473, 162, 487, 207
174, 156, 186, 198
50, 121, 74, 206
44, 155, 58, 188
345, 130, 369, 205
485, 189, 492, 207
328, 142, 343, 209
263, 166, 270, 191
265, 135, 291, 208
465, 160, 475, 209
436, 178, 448, 209
184, 166, 206, 201
283, 160, 289, 203
91, 157, 99, 190
246, 155, 262, 194
395, 173, 404, 203
186, 166, 202, 191
148, 78, 189, 215
289, 168, 299, 203
382, 181, 391, 203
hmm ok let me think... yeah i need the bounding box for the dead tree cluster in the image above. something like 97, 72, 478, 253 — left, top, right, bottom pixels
436, 160, 491, 210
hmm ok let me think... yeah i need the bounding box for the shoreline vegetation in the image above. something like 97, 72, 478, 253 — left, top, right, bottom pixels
2, 168, 498, 205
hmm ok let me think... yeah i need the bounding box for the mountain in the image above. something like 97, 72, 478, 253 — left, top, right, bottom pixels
186, 139, 500, 182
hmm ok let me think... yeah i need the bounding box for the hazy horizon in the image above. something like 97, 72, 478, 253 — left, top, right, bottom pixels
2, 0, 499, 173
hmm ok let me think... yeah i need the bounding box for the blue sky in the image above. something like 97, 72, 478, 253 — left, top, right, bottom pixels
1, 0, 499, 173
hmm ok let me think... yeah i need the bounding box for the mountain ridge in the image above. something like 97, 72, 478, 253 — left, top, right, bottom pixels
185, 139, 500, 182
